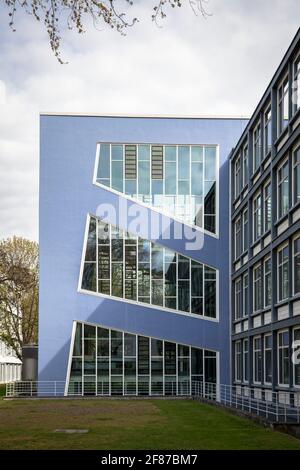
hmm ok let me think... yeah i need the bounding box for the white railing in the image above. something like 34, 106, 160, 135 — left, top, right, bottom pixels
6, 380, 300, 423
191, 382, 300, 424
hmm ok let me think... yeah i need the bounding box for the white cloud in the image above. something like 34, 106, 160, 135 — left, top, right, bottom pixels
0, 0, 299, 241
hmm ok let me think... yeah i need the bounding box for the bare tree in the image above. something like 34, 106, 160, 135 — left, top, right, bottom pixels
0, 237, 38, 360
2, 0, 210, 63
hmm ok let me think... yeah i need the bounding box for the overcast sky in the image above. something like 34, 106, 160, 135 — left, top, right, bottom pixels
0, 0, 299, 242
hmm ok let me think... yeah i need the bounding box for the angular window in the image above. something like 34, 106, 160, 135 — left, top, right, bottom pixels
234, 216, 241, 260
242, 273, 248, 317
95, 143, 218, 235
81, 215, 218, 319
68, 322, 217, 396
277, 159, 289, 219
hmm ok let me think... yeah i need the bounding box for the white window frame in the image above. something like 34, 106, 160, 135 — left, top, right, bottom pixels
234, 277, 242, 320
253, 191, 262, 242
264, 106, 272, 156
263, 256, 271, 308
242, 208, 248, 253
277, 157, 289, 220
263, 180, 271, 233
277, 74, 289, 136
242, 272, 248, 317
253, 122, 261, 172
277, 329, 290, 387
292, 143, 300, 206
235, 341, 242, 383
242, 143, 248, 187
243, 338, 249, 383
234, 216, 242, 260
253, 335, 262, 385
264, 333, 272, 385
293, 54, 300, 115
234, 154, 241, 199
277, 242, 289, 303
253, 263, 262, 313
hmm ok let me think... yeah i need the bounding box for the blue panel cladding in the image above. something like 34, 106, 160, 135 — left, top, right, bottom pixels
39, 115, 247, 385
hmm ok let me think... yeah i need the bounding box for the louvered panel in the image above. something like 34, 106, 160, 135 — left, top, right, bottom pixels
125, 145, 137, 179
151, 146, 163, 179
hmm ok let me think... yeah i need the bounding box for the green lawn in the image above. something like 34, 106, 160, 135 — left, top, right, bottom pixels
0, 397, 299, 450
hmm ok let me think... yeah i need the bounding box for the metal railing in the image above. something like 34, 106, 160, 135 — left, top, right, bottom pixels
5, 380, 300, 423
192, 382, 300, 424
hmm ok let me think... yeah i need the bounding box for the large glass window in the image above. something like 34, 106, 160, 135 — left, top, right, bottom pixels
278, 330, 289, 386
293, 235, 300, 295
253, 264, 262, 312
253, 193, 262, 242
82, 215, 218, 319
253, 336, 262, 383
95, 143, 218, 234
264, 334, 272, 384
293, 146, 300, 205
278, 244, 289, 302
277, 160, 289, 219
278, 77, 289, 134
68, 322, 217, 396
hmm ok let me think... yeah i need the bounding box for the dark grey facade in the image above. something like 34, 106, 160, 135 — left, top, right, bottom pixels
231, 28, 300, 402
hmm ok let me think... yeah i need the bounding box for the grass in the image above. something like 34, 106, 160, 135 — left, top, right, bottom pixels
0, 397, 299, 450
0, 385, 5, 398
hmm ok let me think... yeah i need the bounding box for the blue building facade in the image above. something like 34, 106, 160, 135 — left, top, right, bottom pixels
39, 115, 247, 395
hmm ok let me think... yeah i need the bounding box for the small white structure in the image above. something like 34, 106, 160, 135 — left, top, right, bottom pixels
0, 340, 22, 383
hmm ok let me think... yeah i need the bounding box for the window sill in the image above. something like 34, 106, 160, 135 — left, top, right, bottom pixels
290, 107, 300, 127
274, 213, 289, 228
274, 126, 289, 148
274, 299, 289, 309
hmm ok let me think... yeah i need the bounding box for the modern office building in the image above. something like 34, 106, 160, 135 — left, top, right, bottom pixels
231, 28, 300, 401
0, 339, 21, 383
39, 115, 247, 395
39, 29, 300, 399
